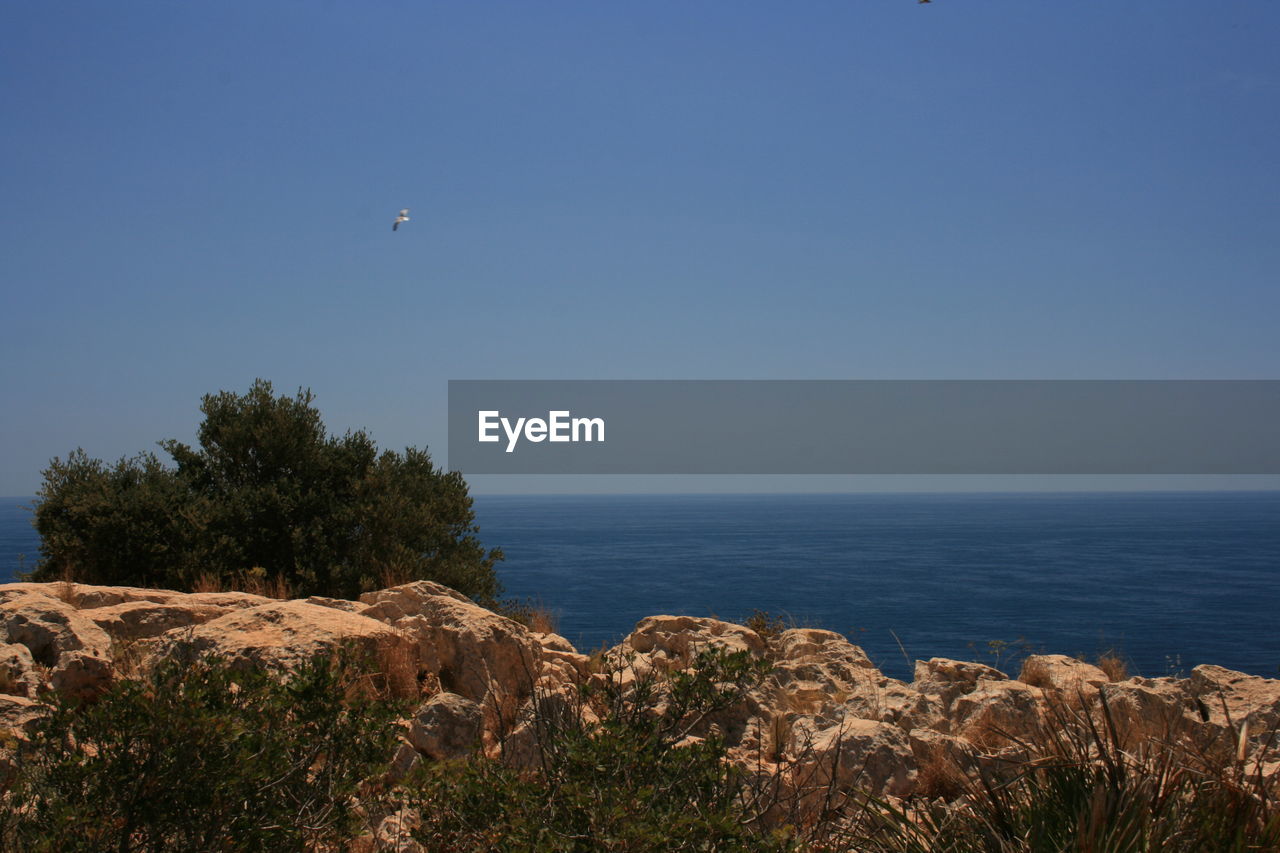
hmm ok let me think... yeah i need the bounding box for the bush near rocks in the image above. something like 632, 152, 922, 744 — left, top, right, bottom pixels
30, 379, 502, 602
0, 645, 405, 852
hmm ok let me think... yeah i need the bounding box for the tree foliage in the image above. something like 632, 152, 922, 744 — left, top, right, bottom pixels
30, 379, 502, 600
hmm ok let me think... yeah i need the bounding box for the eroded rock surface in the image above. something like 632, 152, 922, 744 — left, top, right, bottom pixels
1, 580, 1277, 804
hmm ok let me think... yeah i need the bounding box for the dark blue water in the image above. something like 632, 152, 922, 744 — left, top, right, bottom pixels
4, 492, 1278, 682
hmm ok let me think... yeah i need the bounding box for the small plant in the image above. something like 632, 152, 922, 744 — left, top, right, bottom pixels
1094, 648, 1129, 682
496, 596, 560, 634
745, 609, 789, 640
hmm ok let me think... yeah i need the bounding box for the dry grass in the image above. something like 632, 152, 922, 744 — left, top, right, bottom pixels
1095, 649, 1129, 682
496, 598, 560, 635
191, 573, 224, 594
1018, 656, 1053, 689
913, 743, 969, 801
48, 581, 79, 607
191, 569, 293, 600
744, 609, 790, 641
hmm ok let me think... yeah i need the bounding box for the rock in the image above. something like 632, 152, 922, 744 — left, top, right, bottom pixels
360, 582, 542, 720
373, 808, 423, 853
302, 595, 363, 612
1100, 677, 1202, 741
1, 592, 112, 664
910, 658, 1009, 734
623, 615, 767, 662
1, 592, 113, 700
159, 600, 419, 698
358, 581, 472, 616
84, 600, 227, 642
767, 628, 917, 727
950, 679, 1045, 746
0, 643, 42, 698
385, 738, 422, 785
408, 692, 483, 761
1018, 654, 1109, 692
1187, 665, 1280, 754
790, 716, 916, 797
534, 631, 578, 654
0, 694, 47, 734
913, 657, 1007, 688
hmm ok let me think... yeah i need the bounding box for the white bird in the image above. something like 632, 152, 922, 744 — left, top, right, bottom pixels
393, 208, 410, 231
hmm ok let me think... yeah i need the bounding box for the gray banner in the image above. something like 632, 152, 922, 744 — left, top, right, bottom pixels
447, 380, 1280, 474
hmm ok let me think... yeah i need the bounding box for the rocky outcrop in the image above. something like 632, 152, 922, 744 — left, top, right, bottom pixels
1, 579, 1277, 806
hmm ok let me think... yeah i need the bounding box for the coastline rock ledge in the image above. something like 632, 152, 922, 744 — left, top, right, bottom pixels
2, 579, 1278, 808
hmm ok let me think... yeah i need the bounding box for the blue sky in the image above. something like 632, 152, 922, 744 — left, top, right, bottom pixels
3, 2, 1279, 495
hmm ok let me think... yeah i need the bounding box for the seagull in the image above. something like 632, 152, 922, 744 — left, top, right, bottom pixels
393, 208, 410, 231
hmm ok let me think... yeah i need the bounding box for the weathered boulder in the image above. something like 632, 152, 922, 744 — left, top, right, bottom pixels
623, 615, 767, 664
0, 642, 42, 698
1019, 654, 1109, 692
789, 716, 917, 798
408, 692, 484, 761
0, 693, 46, 734
1, 591, 113, 700
1187, 665, 1280, 754
372, 808, 424, 853
158, 600, 419, 698
84, 600, 228, 643
767, 628, 918, 727
360, 582, 543, 721
1099, 676, 1202, 741
910, 657, 1009, 734
950, 679, 1045, 746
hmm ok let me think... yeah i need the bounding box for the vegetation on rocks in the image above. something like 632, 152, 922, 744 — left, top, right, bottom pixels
0, 645, 405, 852
403, 645, 780, 851
1, 577, 1276, 850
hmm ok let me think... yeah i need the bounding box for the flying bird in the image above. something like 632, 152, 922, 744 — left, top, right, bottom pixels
393, 208, 410, 231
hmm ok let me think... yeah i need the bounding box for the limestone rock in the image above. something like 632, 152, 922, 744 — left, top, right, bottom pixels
1100, 677, 1202, 741
0, 643, 42, 698
1019, 654, 1109, 692
1187, 665, 1280, 754
360, 582, 542, 718
85, 600, 228, 642
1, 591, 113, 700
159, 600, 419, 698
624, 615, 767, 662
408, 692, 483, 761
0, 693, 46, 734
790, 716, 916, 797
950, 679, 1045, 746
767, 628, 918, 727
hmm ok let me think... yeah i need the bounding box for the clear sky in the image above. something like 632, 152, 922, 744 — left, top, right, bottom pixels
3, 2, 1279, 495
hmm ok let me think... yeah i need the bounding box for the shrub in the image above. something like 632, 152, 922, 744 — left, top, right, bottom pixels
403, 645, 787, 852
842, 691, 1280, 852
0, 646, 406, 851
31, 379, 503, 601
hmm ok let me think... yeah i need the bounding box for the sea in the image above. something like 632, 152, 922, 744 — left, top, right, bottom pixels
3, 492, 1278, 683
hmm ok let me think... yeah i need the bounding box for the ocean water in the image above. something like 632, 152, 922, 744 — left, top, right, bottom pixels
3, 492, 1278, 682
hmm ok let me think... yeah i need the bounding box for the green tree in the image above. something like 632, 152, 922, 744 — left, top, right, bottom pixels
31, 379, 502, 600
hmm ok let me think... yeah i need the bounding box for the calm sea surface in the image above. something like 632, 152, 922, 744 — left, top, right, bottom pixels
3, 492, 1278, 682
